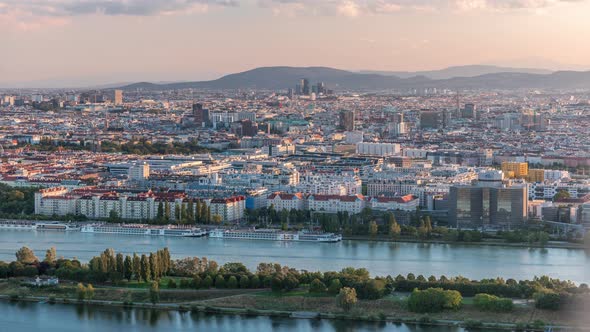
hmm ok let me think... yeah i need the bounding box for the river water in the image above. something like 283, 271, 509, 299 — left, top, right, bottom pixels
0, 301, 471, 332
0, 230, 588, 282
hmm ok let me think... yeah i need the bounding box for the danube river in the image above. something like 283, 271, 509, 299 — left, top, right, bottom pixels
0, 301, 470, 332
0, 230, 588, 282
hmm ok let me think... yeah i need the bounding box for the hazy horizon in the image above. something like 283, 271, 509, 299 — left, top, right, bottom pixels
2, 0, 590, 88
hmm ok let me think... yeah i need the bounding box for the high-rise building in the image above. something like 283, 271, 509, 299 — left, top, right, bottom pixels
114, 90, 123, 105
316, 82, 325, 94
295, 84, 302, 95
240, 119, 258, 137
449, 171, 528, 227
192, 103, 210, 128
339, 110, 355, 131
462, 103, 476, 119
302, 79, 310, 95
128, 162, 150, 181
419, 110, 444, 129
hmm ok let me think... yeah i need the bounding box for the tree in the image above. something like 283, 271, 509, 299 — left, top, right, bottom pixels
76, 283, 87, 301
149, 281, 160, 304
132, 253, 141, 281
309, 278, 326, 293
407, 288, 462, 313
161, 248, 171, 275
157, 202, 164, 221
553, 190, 571, 201
108, 209, 120, 222
16, 246, 38, 264
417, 220, 429, 240
86, 284, 95, 300
215, 275, 226, 288
174, 204, 181, 222
212, 214, 222, 224
537, 232, 550, 247
534, 291, 561, 310
239, 276, 250, 288
124, 255, 133, 281
369, 220, 378, 237
227, 276, 238, 288
195, 200, 202, 223
389, 220, 401, 239
149, 253, 160, 281
336, 287, 358, 312
193, 275, 202, 289
423, 215, 433, 233
186, 199, 194, 223
116, 253, 124, 274
200, 203, 209, 224
202, 276, 213, 288
328, 279, 343, 295
44, 247, 57, 265
140, 254, 151, 282
250, 275, 260, 288
474, 293, 513, 312
164, 202, 171, 222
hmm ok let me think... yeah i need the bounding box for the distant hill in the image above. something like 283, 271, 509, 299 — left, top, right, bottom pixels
122, 66, 425, 91
119, 66, 590, 91
358, 65, 553, 79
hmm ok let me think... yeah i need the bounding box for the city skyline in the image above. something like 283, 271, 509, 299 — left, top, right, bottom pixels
1, 0, 590, 87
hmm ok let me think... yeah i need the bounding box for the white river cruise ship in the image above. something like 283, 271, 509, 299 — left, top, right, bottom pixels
209, 229, 342, 242
0, 220, 78, 231
81, 224, 207, 237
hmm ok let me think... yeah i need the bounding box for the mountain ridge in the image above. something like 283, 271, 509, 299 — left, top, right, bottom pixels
119, 66, 590, 91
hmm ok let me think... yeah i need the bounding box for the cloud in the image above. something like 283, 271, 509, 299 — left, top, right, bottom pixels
0, 0, 238, 30
451, 0, 578, 10
0, 0, 584, 29
260, 0, 584, 16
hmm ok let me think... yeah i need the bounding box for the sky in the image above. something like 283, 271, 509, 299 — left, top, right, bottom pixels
1, 0, 590, 87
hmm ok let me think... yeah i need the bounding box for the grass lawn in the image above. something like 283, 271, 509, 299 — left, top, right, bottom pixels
0, 279, 261, 304
255, 289, 334, 298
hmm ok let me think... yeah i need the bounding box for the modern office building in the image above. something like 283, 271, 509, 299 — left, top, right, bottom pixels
462, 103, 476, 119
193, 103, 210, 127
113, 90, 123, 105
302, 79, 310, 95
449, 171, 528, 227
339, 110, 355, 131
419, 110, 444, 129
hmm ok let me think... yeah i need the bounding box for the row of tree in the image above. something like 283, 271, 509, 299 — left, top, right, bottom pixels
154, 200, 214, 225
100, 139, 213, 155
88, 248, 172, 283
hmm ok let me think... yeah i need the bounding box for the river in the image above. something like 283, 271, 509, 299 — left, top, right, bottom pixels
0, 230, 588, 282
0, 301, 473, 332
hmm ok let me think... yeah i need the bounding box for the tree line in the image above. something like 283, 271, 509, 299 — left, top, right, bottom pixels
1, 246, 587, 311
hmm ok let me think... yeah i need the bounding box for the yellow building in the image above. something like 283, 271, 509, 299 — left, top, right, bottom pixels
527, 169, 545, 183
501, 162, 529, 179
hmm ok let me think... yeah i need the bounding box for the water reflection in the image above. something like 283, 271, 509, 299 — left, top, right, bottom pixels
0, 301, 473, 332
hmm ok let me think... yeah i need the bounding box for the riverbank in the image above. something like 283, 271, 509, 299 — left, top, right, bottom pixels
343, 235, 586, 250
0, 280, 586, 331
0, 290, 585, 331
1, 217, 585, 250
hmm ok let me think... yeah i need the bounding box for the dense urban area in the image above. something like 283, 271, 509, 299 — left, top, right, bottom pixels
0, 80, 589, 330
0, 83, 588, 236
